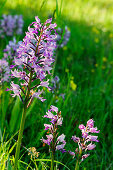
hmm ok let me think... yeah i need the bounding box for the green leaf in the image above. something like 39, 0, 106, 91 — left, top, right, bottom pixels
7, 156, 12, 170
9, 97, 21, 133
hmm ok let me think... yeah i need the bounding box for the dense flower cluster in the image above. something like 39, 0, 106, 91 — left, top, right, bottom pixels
68, 119, 100, 162
8, 16, 57, 102
4, 37, 21, 61
0, 15, 24, 37
0, 38, 21, 83
56, 26, 70, 48
0, 59, 10, 83
41, 105, 66, 153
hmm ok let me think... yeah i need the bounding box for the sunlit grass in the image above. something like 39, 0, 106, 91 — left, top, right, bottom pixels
0, 0, 113, 169
2, 0, 113, 31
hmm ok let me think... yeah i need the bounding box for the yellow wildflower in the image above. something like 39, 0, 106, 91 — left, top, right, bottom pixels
63, 46, 67, 50
102, 57, 107, 62
91, 69, 95, 73
65, 68, 69, 73
94, 38, 99, 43
102, 65, 106, 69
109, 33, 113, 38
71, 76, 74, 80
95, 63, 98, 67
70, 80, 77, 91
92, 27, 99, 34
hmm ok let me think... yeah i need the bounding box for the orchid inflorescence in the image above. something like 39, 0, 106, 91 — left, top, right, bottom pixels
7, 16, 57, 104
8, 17, 58, 170
2, 14, 100, 169
56, 26, 70, 48
0, 59, 10, 83
0, 14, 24, 37
41, 106, 100, 167
3, 37, 21, 62
0, 38, 21, 83
68, 119, 100, 162
41, 105, 66, 153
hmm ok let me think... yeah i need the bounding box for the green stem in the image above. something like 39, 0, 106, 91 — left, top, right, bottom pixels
75, 148, 82, 170
13, 104, 27, 170
51, 150, 54, 170
13, 70, 33, 170
51, 123, 56, 170
75, 160, 79, 170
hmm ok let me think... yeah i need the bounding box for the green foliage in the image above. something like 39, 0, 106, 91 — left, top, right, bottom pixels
0, 0, 113, 169
9, 97, 21, 133
0, 132, 16, 170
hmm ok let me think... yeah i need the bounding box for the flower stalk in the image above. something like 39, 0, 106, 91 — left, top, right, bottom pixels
9, 16, 57, 169
51, 124, 56, 170
51, 148, 55, 170
75, 160, 79, 170
68, 119, 100, 166
14, 70, 33, 170
41, 106, 66, 169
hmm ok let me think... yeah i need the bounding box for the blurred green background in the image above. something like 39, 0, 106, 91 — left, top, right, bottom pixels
0, 0, 113, 169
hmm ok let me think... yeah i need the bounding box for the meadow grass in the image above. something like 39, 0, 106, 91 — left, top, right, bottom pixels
0, 0, 113, 169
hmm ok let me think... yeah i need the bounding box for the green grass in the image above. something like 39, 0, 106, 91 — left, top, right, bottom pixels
0, 0, 113, 169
